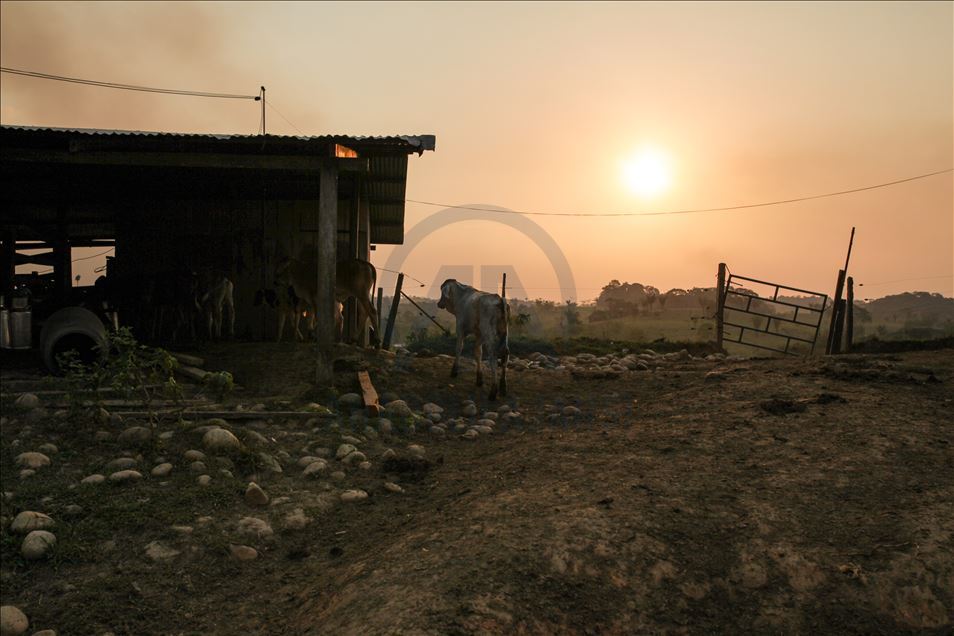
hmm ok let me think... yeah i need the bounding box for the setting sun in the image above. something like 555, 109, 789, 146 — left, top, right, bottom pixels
622, 147, 673, 199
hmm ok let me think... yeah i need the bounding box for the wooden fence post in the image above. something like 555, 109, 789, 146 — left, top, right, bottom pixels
845, 276, 854, 353
826, 269, 846, 354
716, 262, 726, 352
382, 272, 403, 350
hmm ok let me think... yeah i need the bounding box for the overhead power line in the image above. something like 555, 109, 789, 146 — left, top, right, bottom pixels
407, 168, 953, 218
1, 67, 260, 100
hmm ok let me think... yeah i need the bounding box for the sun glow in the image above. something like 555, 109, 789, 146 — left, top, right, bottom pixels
622, 147, 673, 199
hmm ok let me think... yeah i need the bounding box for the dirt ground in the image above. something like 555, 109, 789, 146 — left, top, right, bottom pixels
1, 343, 952, 635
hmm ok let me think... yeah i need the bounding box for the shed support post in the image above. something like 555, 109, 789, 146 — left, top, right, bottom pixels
0, 230, 15, 298
316, 164, 338, 387
357, 180, 371, 346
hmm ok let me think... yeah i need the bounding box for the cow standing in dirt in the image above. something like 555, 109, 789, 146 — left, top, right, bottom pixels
274, 256, 377, 344
198, 274, 235, 340
437, 279, 510, 400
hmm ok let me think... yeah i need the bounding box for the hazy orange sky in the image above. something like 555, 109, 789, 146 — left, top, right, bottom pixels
2, 1, 951, 301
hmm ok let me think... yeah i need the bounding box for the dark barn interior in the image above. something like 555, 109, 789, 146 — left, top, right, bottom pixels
0, 125, 435, 375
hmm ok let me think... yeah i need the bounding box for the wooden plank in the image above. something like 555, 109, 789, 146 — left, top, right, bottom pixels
170, 351, 205, 367
357, 370, 381, 416
846, 276, 854, 353
2, 147, 369, 173
112, 409, 337, 420
175, 364, 210, 383
716, 262, 726, 352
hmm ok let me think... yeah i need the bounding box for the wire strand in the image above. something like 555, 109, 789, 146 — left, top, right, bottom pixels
407, 168, 953, 218
1, 67, 260, 100
265, 101, 306, 135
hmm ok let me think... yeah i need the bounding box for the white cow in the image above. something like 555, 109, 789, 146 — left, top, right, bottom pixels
199, 275, 235, 340
437, 279, 510, 400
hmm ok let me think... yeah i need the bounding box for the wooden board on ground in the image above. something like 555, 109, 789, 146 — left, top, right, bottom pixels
357, 370, 382, 417
170, 352, 206, 367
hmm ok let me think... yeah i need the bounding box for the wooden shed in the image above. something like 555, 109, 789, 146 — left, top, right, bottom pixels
0, 125, 436, 381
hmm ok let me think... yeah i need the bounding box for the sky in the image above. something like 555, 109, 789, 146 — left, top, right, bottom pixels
2, 1, 952, 301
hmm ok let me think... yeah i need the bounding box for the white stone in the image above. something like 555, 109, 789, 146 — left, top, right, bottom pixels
335, 443, 357, 460
151, 463, 173, 477
144, 540, 180, 561
408, 444, 425, 457
229, 544, 258, 561
237, 517, 273, 540
202, 428, 243, 454
282, 508, 310, 531
383, 482, 404, 493
462, 429, 479, 440
562, 406, 581, 416
302, 460, 329, 478
15, 452, 50, 470
0, 605, 29, 635
14, 393, 39, 410
340, 489, 368, 503
21, 530, 56, 560
196, 475, 212, 486
244, 482, 269, 506
183, 449, 206, 462
81, 474, 106, 485
384, 400, 412, 418
117, 426, 151, 446
422, 403, 444, 415
461, 404, 478, 417
36, 443, 58, 455
108, 470, 143, 483
104, 457, 138, 472
10, 511, 54, 534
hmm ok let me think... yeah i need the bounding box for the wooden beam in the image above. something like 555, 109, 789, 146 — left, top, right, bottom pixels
316, 164, 338, 386
357, 370, 381, 417
2, 147, 369, 173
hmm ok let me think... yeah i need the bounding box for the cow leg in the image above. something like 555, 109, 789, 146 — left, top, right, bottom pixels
451, 333, 464, 377
357, 295, 377, 346
226, 297, 235, 339
473, 340, 484, 387
486, 335, 499, 400
293, 311, 304, 341
277, 311, 286, 342
213, 303, 223, 339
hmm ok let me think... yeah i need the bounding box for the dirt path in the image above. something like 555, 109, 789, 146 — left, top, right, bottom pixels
2, 348, 951, 634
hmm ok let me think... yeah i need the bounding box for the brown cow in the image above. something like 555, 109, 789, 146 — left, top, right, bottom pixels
274, 256, 377, 344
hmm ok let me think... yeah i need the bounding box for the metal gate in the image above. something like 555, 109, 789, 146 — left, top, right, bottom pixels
720, 273, 828, 355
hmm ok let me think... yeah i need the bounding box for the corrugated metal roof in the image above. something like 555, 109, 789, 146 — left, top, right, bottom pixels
0, 124, 436, 152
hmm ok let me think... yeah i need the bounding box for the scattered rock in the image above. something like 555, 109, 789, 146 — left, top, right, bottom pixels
151, 463, 173, 477
282, 508, 310, 531
80, 474, 106, 485
18, 469, 35, 480
377, 419, 393, 435
93, 431, 113, 442
183, 449, 206, 462
14, 393, 40, 410
474, 425, 493, 434
170, 525, 193, 534
229, 544, 258, 561
340, 435, 362, 445
237, 517, 273, 540
196, 475, 212, 486
117, 426, 152, 446
476, 419, 495, 428
340, 489, 368, 503
329, 470, 346, 482
384, 400, 412, 418
189, 461, 208, 474
462, 429, 479, 440
383, 482, 404, 493
336, 444, 358, 460
63, 504, 83, 517
108, 470, 143, 483
10, 511, 54, 534
256, 452, 283, 474
430, 426, 446, 436
461, 404, 478, 417
15, 453, 50, 470
202, 428, 243, 454
0, 605, 29, 635
407, 444, 426, 457
422, 403, 444, 415
104, 457, 138, 472
482, 412, 498, 421
144, 541, 180, 561
21, 530, 56, 560
381, 448, 396, 460
338, 393, 363, 409
562, 406, 581, 417
36, 443, 58, 455
244, 482, 269, 506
